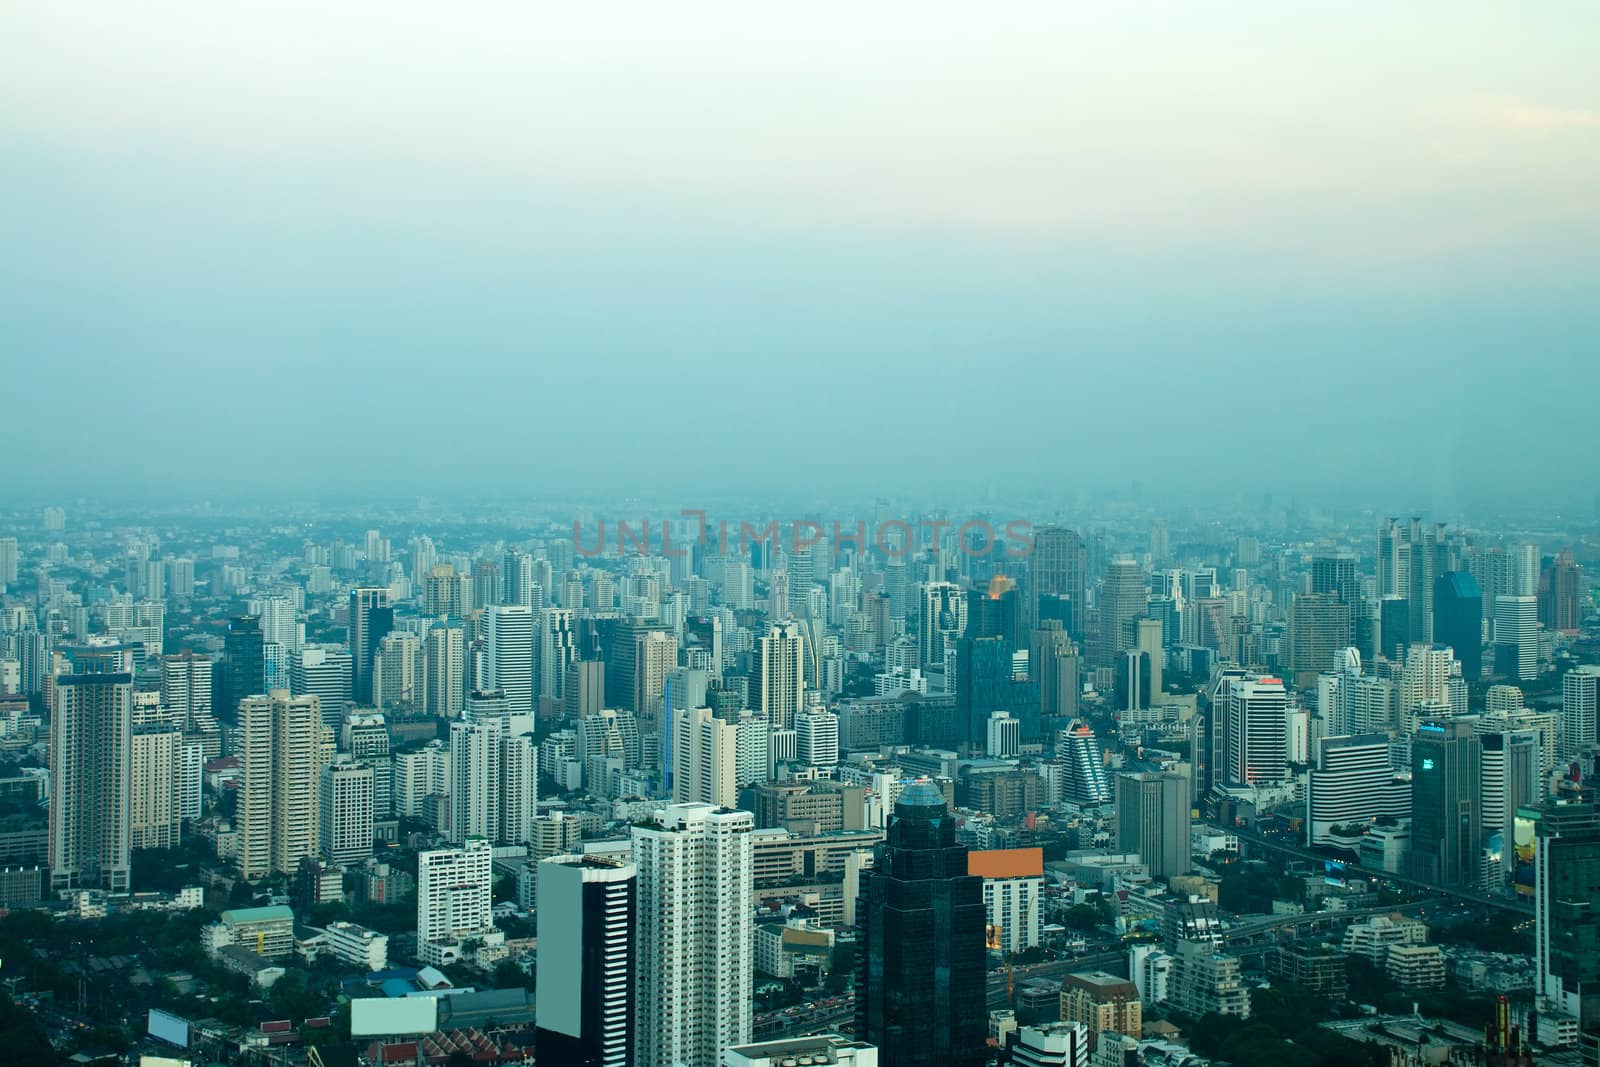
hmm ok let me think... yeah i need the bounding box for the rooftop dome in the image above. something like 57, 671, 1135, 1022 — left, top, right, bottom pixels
897, 780, 947, 809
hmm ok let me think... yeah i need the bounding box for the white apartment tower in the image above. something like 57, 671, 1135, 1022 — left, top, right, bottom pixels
319, 757, 375, 865
417, 837, 495, 964
632, 803, 754, 1067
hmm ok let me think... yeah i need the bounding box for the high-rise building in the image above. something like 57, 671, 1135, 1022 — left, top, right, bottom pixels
633, 629, 678, 720
1409, 717, 1482, 888
290, 646, 353, 729
417, 836, 496, 966
1526, 799, 1600, 1038
482, 605, 535, 721
0, 536, 17, 589
986, 710, 1021, 759
756, 622, 806, 729
673, 706, 740, 808
1095, 556, 1147, 668
1115, 771, 1191, 879
348, 588, 393, 705
919, 583, 967, 670
129, 723, 183, 851
450, 715, 537, 845
633, 803, 754, 1067
222, 614, 265, 720
566, 659, 606, 719
1032, 621, 1079, 720
1031, 527, 1087, 640
503, 551, 535, 608
857, 781, 986, 1067
319, 757, 374, 865
1135, 616, 1164, 700
1059, 971, 1142, 1053
1433, 572, 1484, 681
49, 649, 133, 892
541, 608, 577, 702
1539, 550, 1582, 635
796, 708, 840, 767
1479, 728, 1540, 883
422, 621, 465, 720
1290, 593, 1351, 690
1494, 595, 1538, 682
236, 691, 328, 880
1057, 722, 1111, 807
1306, 733, 1409, 846
1225, 676, 1290, 786
161, 651, 213, 727
372, 630, 420, 711
534, 854, 637, 1067
1562, 667, 1600, 765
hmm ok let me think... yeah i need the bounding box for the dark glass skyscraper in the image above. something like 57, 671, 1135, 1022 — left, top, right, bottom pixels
534, 854, 636, 1067
1433, 571, 1483, 680
1409, 716, 1482, 888
222, 614, 265, 721
857, 781, 986, 1067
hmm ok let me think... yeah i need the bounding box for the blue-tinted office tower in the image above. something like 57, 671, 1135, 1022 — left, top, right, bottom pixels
857, 782, 986, 1067
1433, 572, 1483, 681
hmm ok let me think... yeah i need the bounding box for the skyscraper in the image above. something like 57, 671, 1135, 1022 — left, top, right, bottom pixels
1562, 667, 1600, 765
1225, 676, 1290, 786
1432, 572, 1483, 681
422, 621, 465, 720
534, 855, 637, 1067
319, 757, 374, 865
755, 622, 805, 729
1095, 556, 1147, 667
1057, 722, 1111, 807
857, 780, 986, 1067
289, 645, 353, 729
1032, 620, 1079, 719
482, 604, 536, 721
450, 715, 538, 845
1494, 595, 1538, 682
1526, 799, 1600, 1038
161, 650, 213, 728
49, 648, 133, 892
919, 582, 967, 670
1539, 549, 1582, 635
1115, 771, 1191, 880
541, 608, 577, 703
1289, 592, 1352, 690
796, 708, 840, 767
1031, 527, 1086, 640
1409, 716, 1482, 889
348, 587, 392, 705
222, 614, 265, 720
672, 706, 740, 807
237, 691, 327, 880
632, 803, 754, 1067
129, 724, 182, 851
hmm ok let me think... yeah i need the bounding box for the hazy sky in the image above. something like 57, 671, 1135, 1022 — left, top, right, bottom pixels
2, 3, 1597, 507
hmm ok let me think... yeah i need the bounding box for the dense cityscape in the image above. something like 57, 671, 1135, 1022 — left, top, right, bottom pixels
6, 5, 1598, 1067
0, 499, 1595, 1067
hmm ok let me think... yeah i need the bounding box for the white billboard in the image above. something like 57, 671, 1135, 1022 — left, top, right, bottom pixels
349, 997, 438, 1037
147, 1010, 190, 1049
